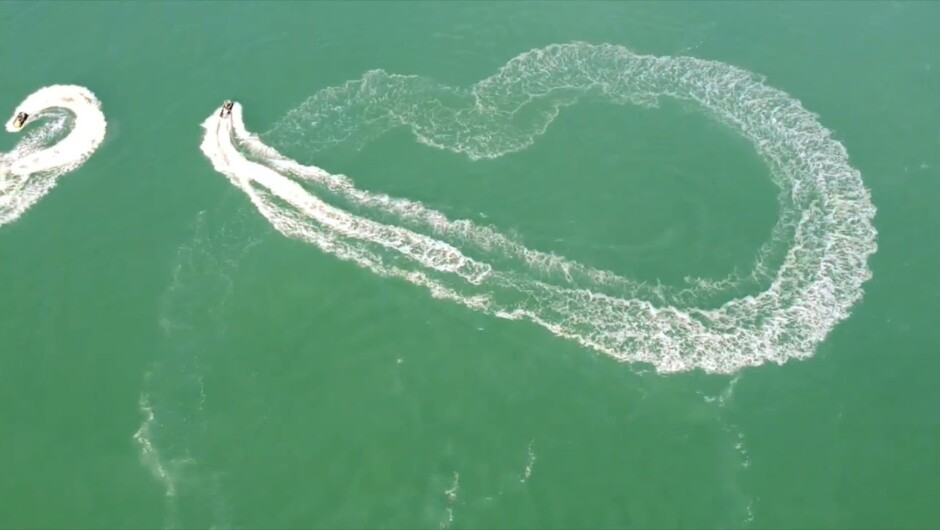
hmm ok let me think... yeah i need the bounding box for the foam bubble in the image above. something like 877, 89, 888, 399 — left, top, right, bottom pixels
201, 42, 877, 374
1, 85, 107, 227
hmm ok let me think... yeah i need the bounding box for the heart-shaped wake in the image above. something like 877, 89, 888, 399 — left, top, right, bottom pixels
200, 43, 877, 374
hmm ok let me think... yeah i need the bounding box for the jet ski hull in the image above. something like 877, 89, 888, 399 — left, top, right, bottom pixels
12, 113, 28, 130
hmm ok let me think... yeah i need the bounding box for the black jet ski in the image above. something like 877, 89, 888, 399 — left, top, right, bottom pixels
220, 100, 233, 118
12, 112, 28, 130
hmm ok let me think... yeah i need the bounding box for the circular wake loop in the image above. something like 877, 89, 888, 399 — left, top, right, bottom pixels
201, 42, 877, 374
1, 84, 107, 227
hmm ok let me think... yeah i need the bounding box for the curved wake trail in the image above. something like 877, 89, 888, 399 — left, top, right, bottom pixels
201, 43, 877, 374
135, 210, 252, 529
0, 85, 107, 226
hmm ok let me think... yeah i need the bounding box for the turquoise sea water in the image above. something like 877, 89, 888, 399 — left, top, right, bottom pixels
2, 1, 939, 528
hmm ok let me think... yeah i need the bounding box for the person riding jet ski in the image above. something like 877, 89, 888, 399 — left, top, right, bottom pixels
12, 112, 28, 129
219, 101, 233, 118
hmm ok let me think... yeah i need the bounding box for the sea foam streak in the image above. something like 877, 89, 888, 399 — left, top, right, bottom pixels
201, 43, 877, 374
1, 85, 107, 226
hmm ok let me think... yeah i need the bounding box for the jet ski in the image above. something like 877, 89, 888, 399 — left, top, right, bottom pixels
219, 100, 233, 118
12, 112, 28, 130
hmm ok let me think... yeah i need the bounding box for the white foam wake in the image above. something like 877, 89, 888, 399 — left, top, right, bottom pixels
201, 43, 877, 374
202, 105, 490, 285
1, 85, 107, 226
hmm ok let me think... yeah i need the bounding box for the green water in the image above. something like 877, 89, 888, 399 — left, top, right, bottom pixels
2, 1, 939, 528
